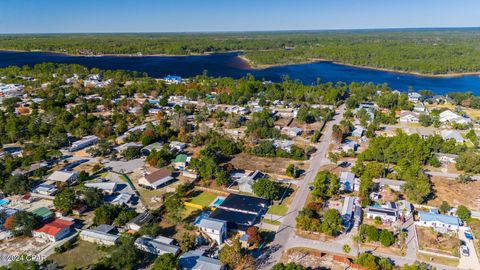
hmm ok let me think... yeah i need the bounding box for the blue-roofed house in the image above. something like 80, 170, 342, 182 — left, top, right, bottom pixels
417, 211, 462, 232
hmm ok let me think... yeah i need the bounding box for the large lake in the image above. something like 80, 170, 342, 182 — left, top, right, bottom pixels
1, 50, 480, 95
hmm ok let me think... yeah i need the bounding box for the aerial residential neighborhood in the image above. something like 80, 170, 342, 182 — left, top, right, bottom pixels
1, 1, 480, 270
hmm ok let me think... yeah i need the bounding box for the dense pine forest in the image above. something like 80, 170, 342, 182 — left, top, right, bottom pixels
1, 29, 480, 74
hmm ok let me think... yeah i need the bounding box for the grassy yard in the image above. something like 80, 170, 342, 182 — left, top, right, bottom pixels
268, 204, 288, 216
417, 252, 459, 267
188, 191, 217, 207
48, 240, 106, 270
262, 217, 281, 226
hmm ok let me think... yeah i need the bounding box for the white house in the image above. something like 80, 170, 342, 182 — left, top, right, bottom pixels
408, 92, 422, 103
435, 153, 458, 164
84, 182, 117, 194
417, 211, 461, 232
33, 218, 74, 242
47, 171, 80, 184
373, 178, 405, 192
439, 110, 471, 125
126, 212, 153, 231
138, 168, 174, 189
69, 135, 98, 152
169, 141, 187, 152
366, 207, 398, 222
399, 111, 420, 123
441, 130, 464, 143
196, 217, 227, 244
80, 225, 119, 246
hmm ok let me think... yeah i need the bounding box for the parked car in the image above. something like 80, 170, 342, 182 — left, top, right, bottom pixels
460, 245, 470, 257
464, 231, 474, 240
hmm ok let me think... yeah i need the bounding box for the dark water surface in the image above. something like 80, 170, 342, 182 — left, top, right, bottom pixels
1, 50, 480, 95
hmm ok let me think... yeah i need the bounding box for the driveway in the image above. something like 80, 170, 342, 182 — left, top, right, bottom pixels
458, 227, 480, 270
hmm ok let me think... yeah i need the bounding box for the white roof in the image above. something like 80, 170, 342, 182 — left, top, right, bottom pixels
80, 229, 119, 243
197, 217, 226, 231
47, 171, 79, 182
84, 182, 117, 191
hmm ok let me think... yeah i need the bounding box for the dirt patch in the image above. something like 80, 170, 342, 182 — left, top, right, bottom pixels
428, 177, 480, 211
416, 226, 459, 257
229, 153, 308, 177
282, 248, 349, 270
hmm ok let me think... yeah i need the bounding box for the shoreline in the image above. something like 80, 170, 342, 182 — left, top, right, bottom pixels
1, 48, 480, 78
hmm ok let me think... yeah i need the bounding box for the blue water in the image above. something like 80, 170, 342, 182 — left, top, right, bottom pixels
0, 199, 10, 206
211, 197, 225, 207
1, 50, 479, 95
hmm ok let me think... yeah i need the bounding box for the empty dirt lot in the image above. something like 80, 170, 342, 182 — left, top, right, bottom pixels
428, 176, 480, 211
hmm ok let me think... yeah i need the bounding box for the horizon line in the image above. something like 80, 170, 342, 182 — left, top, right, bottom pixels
1, 26, 480, 35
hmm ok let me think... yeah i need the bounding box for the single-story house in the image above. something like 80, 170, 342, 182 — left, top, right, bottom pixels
182, 170, 199, 181
30, 207, 53, 222
441, 130, 464, 143
126, 212, 153, 232
351, 126, 364, 137
286, 127, 302, 137
397, 200, 414, 218
196, 217, 227, 244
114, 142, 142, 154
33, 218, 74, 242
399, 111, 420, 123
366, 207, 398, 222
32, 184, 58, 196
172, 154, 190, 170
84, 182, 117, 194
435, 153, 458, 164
417, 211, 461, 232
373, 178, 405, 192
134, 236, 180, 256
138, 168, 174, 189
414, 103, 427, 112
341, 141, 358, 152
341, 196, 355, 227
408, 92, 422, 103
141, 142, 163, 156
69, 135, 98, 152
170, 141, 187, 152
47, 171, 80, 184
111, 193, 133, 206
353, 205, 362, 228
179, 251, 224, 270
237, 170, 265, 193
80, 225, 119, 246
273, 139, 294, 153
439, 110, 471, 125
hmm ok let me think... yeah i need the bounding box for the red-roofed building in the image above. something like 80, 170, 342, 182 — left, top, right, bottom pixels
33, 218, 74, 242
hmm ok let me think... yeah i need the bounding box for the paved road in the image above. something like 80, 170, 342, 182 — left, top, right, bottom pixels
260, 104, 346, 269
425, 171, 480, 180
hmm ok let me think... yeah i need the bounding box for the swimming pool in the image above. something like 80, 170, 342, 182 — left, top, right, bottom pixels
210, 196, 225, 208
0, 199, 10, 206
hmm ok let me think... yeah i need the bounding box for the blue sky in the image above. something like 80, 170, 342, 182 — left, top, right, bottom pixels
1, 0, 480, 33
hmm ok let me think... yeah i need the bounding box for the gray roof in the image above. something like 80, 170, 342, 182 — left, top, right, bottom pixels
128, 212, 153, 226
95, 224, 116, 233
84, 182, 117, 191
197, 217, 226, 231
134, 236, 180, 255
373, 178, 405, 187
179, 251, 223, 270
80, 229, 119, 243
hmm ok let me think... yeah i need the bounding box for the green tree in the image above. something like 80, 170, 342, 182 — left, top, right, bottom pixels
272, 262, 308, 270
93, 204, 122, 225
82, 187, 103, 209
311, 171, 339, 199
178, 233, 196, 252
3, 174, 30, 195
342, 244, 351, 254
219, 239, 253, 270
321, 209, 343, 236
379, 229, 395, 247
153, 253, 179, 270
53, 188, 77, 213
9, 211, 41, 237
456, 205, 471, 221
252, 178, 280, 200
164, 195, 185, 223
439, 201, 451, 214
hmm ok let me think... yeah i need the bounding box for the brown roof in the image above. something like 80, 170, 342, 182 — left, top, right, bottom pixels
143, 168, 172, 184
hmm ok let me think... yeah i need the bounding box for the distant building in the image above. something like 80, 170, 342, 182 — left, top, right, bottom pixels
351, 126, 364, 137
286, 127, 302, 137
32, 184, 58, 196
69, 135, 98, 152
163, 75, 183, 84
373, 178, 405, 192
111, 193, 133, 206
138, 168, 174, 189
408, 92, 422, 103
353, 205, 362, 228
441, 130, 464, 143
399, 111, 420, 123
30, 207, 54, 222
170, 141, 187, 152
439, 110, 471, 125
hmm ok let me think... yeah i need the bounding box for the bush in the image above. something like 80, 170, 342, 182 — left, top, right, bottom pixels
342, 244, 351, 253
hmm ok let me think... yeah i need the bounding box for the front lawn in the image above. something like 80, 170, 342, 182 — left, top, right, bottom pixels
268, 205, 288, 216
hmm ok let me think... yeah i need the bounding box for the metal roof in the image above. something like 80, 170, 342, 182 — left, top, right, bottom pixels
418, 211, 461, 226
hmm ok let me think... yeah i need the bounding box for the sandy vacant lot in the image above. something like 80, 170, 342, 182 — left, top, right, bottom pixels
428, 176, 480, 211
229, 153, 308, 178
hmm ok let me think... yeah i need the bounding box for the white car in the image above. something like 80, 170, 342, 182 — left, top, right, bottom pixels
461, 245, 470, 257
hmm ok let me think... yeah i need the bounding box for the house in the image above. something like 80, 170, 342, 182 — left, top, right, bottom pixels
341, 196, 355, 228
414, 103, 427, 112
11, 162, 49, 177
399, 111, 420, 123
286, 127, 302, 137
179, 251, 224, 270
237, 170, 265, 193
441, 130, 464, 143
373, 178, 405, 192
353, 205, 362, 228
141, 142, 163, 156
47, 171, 80, 184
397, 200, 414, 218
163, 75, 183, 84
435, 153, 458, 164
32, 184, 58, 196
72, 204, 88, 215
126, 212, 153, 231
439, 110, 471, 125
341, 141, 358, 152
33, 218, 74, 242
170, 141, 187, 152
408, 92, 422, 103
196, 217, 227, 244
114, 142, 142, 154
417, 211, 461, 232
134, 236, 180, 256
182, 170, 199, 181
340, 172, 356, 192
209, 194, 268, 232
111, 193, 133, 206
84, 182, 117, 194
138, 168, 174, 189
69, 135, 98, 152
80, 225, 119, 246
366, 207, 398, 222
273, 139, 294, 153
172, 154, 190, 170
30, 207, 54, 222
351, 126, 364, 137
